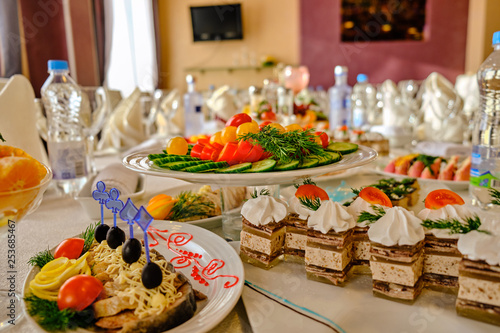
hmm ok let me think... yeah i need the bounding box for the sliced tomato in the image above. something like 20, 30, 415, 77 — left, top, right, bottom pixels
197, 137, 210, 145
424, 189, 465, 209
359, 187, 393, 207
230, 140, 253, 164
315, 131, 329, 148
190, 144, 204, 158
244, 144, 264, 162
295, 184, 329, 201
217, 142, 238, 163
259, 121, 272, 130
210, 142, 224, 152
226, 113, 252, 127
200, 145, 217, 160
58, 275, 103, 311
54, 238, 85, 259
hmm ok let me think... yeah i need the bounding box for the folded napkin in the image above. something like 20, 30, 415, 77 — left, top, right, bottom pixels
91, 163, 139, 195
206, 85, 238, 122
0, 75, 49, 164
455, 73, 479, 117
97, 88, 147, 150
156, 89, 183, 136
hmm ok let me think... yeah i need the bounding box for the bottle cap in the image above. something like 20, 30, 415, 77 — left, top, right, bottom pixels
493, 31, 500, 45
47, 60, 69, 71
334, 66, 348, 76
357, 74, 368, 83
186, 74, 195, 84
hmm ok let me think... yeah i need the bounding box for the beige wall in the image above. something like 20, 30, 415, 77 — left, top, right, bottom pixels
465, 0, 500, 73
158, 0, 299, 92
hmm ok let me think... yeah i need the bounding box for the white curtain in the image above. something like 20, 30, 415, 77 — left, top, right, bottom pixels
103, 0, 157, 96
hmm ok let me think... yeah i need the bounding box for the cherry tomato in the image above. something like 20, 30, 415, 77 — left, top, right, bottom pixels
268, 123, 285, 133
259, 121, 272, 130
244, 144, 264, 162
261, 111, 277, 121
166, 137, 188, 155
231, 140, 254, 164
226, 113, 252, 127
359, 187, 393, 207
424, 189, 465, 209
315, 131, 329, 148
58, 275, 103, 311
190, 143, 204, 158
221, 126, 238, 144
285, 124, 302, 132
209, 131, 223, 145
217, 142, 238, 163
236, 122, 259, 138
54, 238, 85, 259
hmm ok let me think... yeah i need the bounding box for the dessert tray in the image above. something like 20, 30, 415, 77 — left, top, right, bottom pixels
374, 167, 469, 191
122, 145, 378, 186
232, 242, 497, 333
23, 221, 244, 333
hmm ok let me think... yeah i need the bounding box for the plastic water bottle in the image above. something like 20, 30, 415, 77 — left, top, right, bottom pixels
328, 66, 352, 129
183, 74, 204, 137
470, 31, 500, 209
351, 73, 376, 129
41, 60, 90, 196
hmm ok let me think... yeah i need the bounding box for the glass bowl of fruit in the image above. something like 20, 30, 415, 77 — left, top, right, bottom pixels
0, 146, 52, 226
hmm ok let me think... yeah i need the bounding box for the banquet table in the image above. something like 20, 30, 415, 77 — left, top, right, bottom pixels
2, 152, 499, 333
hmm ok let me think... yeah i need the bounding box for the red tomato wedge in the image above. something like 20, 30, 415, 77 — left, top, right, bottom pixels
58, 275, 103, 311
190, 144, 204, 158
210, 142, 224, 152
231, 140, 254, 164
226, 113, 252, 127
200, 145, 217, 160
295, 184, 329, 201
244, 144, 264, 162
217, 142, 238, 163
54, 238, 85, 259
359, 187, 393, 207
424, 189, 465, 209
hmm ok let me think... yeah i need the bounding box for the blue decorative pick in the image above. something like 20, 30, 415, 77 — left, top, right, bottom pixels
92, 181, 110, 225
106, 188, 124, 228
120, 198, 139, 238
134, 206, 154, 263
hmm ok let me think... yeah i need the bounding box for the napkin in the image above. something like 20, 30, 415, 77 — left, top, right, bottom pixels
381, 79, 410, 127
419, 72, 465, 143
455, 73, 479, 117
91, 163, 139, 195
97, 88, 147, 150
0, 75, 49, 164
206, 85, 238, 123
156, 89, 183, 136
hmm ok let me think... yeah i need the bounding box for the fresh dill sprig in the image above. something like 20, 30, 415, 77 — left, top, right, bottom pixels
357, 205, 386, 224
299, 196, 322, 211
294, 178, 317, 189
489, 188, 500, 206
421, 215, 490, 235
0, 132, 4, 142
251, 188, 271, 198
238, 126, 327, 164
80, 222, 98, 253
351, 187, 361, 196
24, 294, 94, 331
169, 191, 215, 221
28, 249, 54, 268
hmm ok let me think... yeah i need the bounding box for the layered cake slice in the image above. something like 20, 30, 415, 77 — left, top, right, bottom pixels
456, 231, 500, 326
347, 187, 392, 273
305, 199, 356, 286
368, 206, 425, 303
284, 181, 328, 263
417, 189, 473, 290
239, 191, 288, 269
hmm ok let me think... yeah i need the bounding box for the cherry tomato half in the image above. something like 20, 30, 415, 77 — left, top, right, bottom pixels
58, 275, 103, 311
54, 238, 85, 259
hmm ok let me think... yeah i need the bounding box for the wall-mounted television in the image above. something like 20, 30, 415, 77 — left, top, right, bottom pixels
190, 4, 243, 42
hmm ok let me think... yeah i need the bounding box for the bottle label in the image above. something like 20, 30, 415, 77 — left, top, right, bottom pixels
48, 141, 88, 180
195, 105, 202, 113
470, 147, 500, 188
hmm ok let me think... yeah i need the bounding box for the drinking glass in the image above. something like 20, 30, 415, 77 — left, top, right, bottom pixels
284, 66, 310, 95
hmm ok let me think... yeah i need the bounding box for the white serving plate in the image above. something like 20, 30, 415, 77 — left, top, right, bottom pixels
24, 221, 244, 333
122, 146, 378, 186
75, 174, 146, 220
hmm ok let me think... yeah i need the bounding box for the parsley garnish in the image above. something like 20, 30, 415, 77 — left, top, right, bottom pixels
0, 132, 4, 142
299, 196, 322, 211
489, 188, 500, 206
169, 191, 214, 221
80, 222, 98, 253
358, 206, 386, 224
294, 178, 316, 189
28, 249, 54, 268
421, 215, 490, 235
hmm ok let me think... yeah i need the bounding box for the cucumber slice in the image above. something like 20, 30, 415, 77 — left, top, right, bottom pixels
184, 161, 228, 173
160, 160, 210, 170
152, 155, 198, 166
309, 154, 333, 166
324, 151, 342, 163
216, 162, 252, 173
242, 159, 277, 173
298, 157, 319, 169
326, 142, 358, 154
274, 159, 300, 171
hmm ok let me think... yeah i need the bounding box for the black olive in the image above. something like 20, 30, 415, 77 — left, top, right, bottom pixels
106, 226, 125, 249
122, 238, 142, 264
95, 224, 110, 243
142, 262, 163, 289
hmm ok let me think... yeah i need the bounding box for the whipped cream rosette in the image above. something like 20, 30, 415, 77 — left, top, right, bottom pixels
418, 204, 473, 239
457, 231, 500, 266
348, 196, 388, 227
308, 200, 355, 234
241, 195, 288, 226
288, 196, 316, 220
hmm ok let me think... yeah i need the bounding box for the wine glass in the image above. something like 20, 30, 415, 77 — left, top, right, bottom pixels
283, 66, 310, 95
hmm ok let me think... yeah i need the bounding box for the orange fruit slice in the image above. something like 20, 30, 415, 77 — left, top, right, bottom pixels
0, 156, 47, 192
